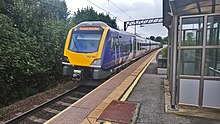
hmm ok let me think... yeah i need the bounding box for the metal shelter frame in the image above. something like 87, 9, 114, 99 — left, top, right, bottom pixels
163, 0, 220, 109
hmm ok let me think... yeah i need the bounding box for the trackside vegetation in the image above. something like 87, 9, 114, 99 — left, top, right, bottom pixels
0, 0, 117, 108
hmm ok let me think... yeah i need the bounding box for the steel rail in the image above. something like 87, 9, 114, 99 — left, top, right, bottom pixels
4, 85, 80, 124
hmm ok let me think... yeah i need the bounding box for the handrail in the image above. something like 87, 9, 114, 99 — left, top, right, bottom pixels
209, 67, 220, 74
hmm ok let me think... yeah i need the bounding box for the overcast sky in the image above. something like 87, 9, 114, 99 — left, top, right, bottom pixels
65, 0, 168, 38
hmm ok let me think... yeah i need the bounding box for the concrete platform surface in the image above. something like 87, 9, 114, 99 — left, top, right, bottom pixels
127, 59, 220, 124
45, 50, 160, 124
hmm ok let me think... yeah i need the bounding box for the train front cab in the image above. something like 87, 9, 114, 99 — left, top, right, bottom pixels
62, 24, 112, 80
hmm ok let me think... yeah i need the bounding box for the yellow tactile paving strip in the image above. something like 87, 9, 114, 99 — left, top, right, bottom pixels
81, 49, 162, 124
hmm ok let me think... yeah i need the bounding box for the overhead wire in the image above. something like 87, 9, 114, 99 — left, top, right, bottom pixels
108, 0, 134, 20
86, 0, 124, 22
40, 0, 125, 23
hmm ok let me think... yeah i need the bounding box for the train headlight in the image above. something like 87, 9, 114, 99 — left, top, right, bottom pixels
90, 59, 101, 68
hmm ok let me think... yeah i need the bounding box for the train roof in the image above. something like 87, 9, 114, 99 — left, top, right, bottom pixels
76, 21, 161, 44
76, 21, 109, 27
76, 21, 138, 36
118, 29, 135, 36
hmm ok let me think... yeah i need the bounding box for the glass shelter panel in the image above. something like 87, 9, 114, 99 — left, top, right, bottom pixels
203, 80, 220, 108
181, 17, 204, 46
205, 48, 220, 77
207, 16, 220, 45
179, 79, 200, 105
180, 49, 202, 76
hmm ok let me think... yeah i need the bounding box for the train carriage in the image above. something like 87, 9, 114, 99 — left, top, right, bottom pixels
62, 21, 160, 80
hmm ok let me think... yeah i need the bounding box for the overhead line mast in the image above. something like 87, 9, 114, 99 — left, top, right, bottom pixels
124, 17, 163, 31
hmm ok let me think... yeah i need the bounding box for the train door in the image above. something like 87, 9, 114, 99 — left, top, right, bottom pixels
112, 33, 120, 65
132, 36, 136, 58
136, 38, 140, 57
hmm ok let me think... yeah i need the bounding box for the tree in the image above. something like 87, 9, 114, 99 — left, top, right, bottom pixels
72, 7, 118, 29
150, 36, 155, 40
162, 36, 168, 44
0, 0, 70, 107
185, 32, 194, 45
155, 36, 163, 43
186, 32, 194, 40
0, 1, 120, 108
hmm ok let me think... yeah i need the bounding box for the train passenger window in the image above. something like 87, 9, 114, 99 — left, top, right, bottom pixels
133, 39, 136, 52
122, 42, 127, 52
113, 37, 119, 46
137, 43, 140, 50
127, 43, 131, 52
110, 37, 119, 49
142, 43, 144, 50
111, 37, 114, 49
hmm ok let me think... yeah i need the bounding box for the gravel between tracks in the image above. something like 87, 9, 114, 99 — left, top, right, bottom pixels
128, 60, 220, 124
0, 80, 77, 122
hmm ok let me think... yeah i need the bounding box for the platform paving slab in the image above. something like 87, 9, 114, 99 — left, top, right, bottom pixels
97, 100, 139, 124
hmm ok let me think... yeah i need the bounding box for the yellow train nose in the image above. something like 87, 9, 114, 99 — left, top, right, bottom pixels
66, 51, 98, 67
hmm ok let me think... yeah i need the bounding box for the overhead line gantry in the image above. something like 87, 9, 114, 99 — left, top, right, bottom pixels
124, 17, 163, 31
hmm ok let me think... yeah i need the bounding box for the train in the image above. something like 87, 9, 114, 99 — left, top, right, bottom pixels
62, 21, 161, 81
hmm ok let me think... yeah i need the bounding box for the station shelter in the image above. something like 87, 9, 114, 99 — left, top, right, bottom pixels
163, 0, 220, 109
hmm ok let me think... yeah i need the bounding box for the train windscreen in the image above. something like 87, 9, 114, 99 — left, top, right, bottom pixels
69, 27, 104, 53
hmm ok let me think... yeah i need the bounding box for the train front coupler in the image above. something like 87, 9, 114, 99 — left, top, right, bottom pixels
72, 69, 82, 81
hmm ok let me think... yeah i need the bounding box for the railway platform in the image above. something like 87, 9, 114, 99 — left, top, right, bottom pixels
127, 59, 220, 124
44, 48, 220, 124
44, 49, 161, 124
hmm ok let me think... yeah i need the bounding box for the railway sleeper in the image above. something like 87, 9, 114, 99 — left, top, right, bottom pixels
44, 107, 61, 114
27, 115, 47, 123
56, 101, 72, 107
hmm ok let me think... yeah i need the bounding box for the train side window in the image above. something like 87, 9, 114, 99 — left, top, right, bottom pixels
114, 37, 119, 46
127, 43, 131, 52
137, 43, 140, 50
127, 43, 130, 52
111, 37, 114, 49
133, 38, 136, 51
122, 42, 127, 52
111, 37, 119, 49
130, 43, 132, 52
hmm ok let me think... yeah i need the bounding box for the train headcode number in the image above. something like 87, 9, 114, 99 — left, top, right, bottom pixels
86, 55, 96, 58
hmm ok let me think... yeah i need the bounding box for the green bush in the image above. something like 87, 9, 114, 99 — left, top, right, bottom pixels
162, 47, 168, 58
0, 0, 69, 107
0, 0, 118, 108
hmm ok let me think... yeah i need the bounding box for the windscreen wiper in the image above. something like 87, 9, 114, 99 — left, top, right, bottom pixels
72, 37, 79, 52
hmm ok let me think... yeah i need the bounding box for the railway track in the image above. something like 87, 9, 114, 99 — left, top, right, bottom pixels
4, 81, 102, 124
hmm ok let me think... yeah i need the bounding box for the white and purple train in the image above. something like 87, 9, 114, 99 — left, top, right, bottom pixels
62, 21, 161, 80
